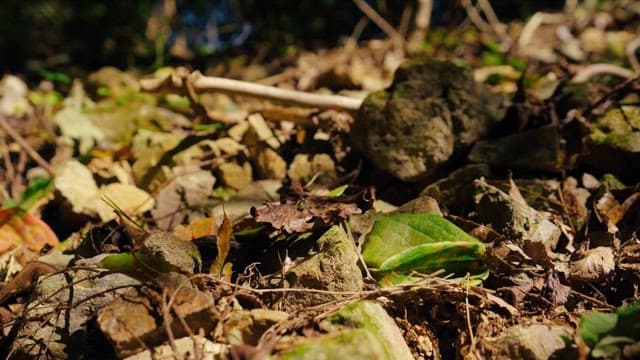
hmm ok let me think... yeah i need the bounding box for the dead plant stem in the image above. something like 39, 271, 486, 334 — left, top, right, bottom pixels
0, 116, 54, 175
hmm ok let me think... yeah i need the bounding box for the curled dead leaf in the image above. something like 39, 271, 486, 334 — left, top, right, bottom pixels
252, 200, 361, 233
596, 192, 640, 233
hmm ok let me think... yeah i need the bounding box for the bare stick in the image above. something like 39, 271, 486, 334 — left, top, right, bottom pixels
352, 0, 406, 49
0, 116, 54, 175
141, 72, 364, 112
461, 0, 494, 35
571, 63, 634, 83
518, 12, 565, 48
408, 0, 432, 52
626, 35, 640, 73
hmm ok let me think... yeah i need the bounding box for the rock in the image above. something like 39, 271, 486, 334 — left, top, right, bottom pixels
142, 232, 202, 273
583, 105, 640, 176
98, 273, 219, 358
279, 301, 413, 360
287, 153, 337, 184
310, 153, 337, 184
579, 27, 608, 54
255, 147, 287, 179
392, 195, 442, 216
284, 225, 363, 306
468, 125, 563, 172
351, 58, 503, 181
10, 269, 141, 359
218, 162, 253, 190
87, 66, 140, 96
481, 323, 573, 360
124, 336, 226, 360
474, 178, 561, 250
0, 75, 32, 117
224, 309, 289, 345
421, 164, 491, 212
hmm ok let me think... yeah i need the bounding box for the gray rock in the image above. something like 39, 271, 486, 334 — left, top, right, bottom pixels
482, 323, 573, 360
474, 178, 561, 250
421, 163, 491, 212
584, 105, 640, 176
351, 58, 503, 181
97, 273, 219, 358
469, 125, 563, 172
284, 225, 363, 306
143, 232, 202, 273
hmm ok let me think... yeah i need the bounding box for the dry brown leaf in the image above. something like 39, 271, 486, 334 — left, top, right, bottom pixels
596, 192, 640, 233
252, 200, 360, 233
569, 247, 615, 282
210, 209, 232, 275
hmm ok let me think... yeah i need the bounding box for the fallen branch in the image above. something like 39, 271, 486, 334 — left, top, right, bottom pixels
571, 63, 634, 83
141, 71, 364, 112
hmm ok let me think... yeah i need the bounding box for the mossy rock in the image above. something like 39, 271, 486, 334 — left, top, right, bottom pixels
351, 58, 504, 181
584, 105, 640, 177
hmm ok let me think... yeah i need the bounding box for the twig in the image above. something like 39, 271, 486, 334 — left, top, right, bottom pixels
0, 135, 15, 196
464, 276, 476, 350
461, 0, 494, 35
462, 0, 511, 50
141, 72, 363, 112
626, 35, 640, 73
571, 63, 634, 83
587, 74, 640, 115
408, 0, 432, 52
0, 116, 54, 175
352, 0, 406, 49
349, 17, 370, 45
518, 12, 565, 48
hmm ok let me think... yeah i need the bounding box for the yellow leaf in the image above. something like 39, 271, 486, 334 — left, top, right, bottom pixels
210, 209, 232, 275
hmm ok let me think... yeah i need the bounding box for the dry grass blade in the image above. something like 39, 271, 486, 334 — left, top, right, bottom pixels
210, 208, 232, 276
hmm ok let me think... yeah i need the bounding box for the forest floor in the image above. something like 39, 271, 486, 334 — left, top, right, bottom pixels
1, 1, 640, 359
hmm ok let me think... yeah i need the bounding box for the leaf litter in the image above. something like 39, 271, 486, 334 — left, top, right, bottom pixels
2, 2, 640, 359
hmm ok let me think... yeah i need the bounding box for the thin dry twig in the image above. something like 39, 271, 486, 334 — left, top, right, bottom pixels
408, 0, 432, 52
571, 63, 634, 83
141, 72, 363, 113
0, 116, 54, 175
518, 12, 565, 48
626, 35, 640, 73
352, 0, 407, 50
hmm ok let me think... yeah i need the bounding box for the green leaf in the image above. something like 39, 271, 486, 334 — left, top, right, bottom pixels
99, 252, 179, 275
362, 214, 486, 279
592, 336, 634, 358
39, 70, 72, 85
579, 311, 618, 348
579, 301, 640, 357
328, 185, 348, 197
483, 40, 502, 53
2, 176, 54, 212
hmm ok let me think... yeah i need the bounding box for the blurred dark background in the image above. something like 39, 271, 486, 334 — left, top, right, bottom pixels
0, 0, 563, 73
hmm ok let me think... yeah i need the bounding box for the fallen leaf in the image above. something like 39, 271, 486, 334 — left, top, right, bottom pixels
252, 200, 360, 233
0, 261, 56, 305
570, 247, 615, 282
596, 192, 640, 234
362, 214, 486, 278
210, 209, 232, 275
542, 272, 571, 307
0, 210, 59, 253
